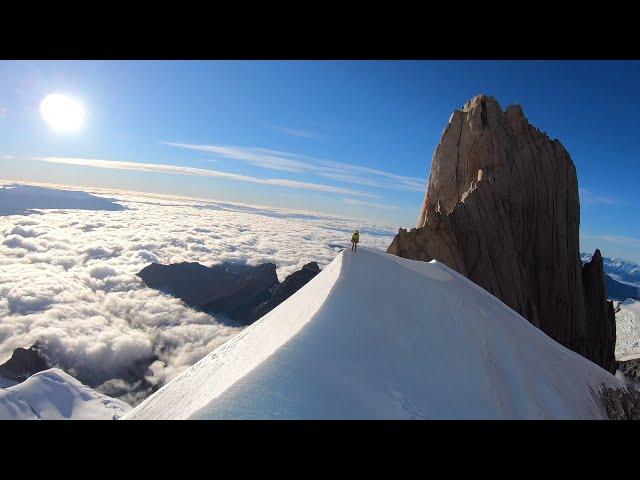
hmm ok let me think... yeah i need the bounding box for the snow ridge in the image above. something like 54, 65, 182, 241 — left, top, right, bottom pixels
126, 247, 623, 420
125, 253, 343, 420
0, 368, 131, 420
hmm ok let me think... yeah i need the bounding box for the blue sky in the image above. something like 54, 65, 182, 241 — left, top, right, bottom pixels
0, 60, 638, 261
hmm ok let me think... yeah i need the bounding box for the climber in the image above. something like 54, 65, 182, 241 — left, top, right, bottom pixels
351, 229, 360, 253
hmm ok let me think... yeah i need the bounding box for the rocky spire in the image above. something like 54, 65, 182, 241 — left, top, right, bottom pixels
387, 95, 616, 373
582, 249, 616, 373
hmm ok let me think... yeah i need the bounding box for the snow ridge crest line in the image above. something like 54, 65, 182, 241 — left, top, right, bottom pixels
124, 250, 346, 420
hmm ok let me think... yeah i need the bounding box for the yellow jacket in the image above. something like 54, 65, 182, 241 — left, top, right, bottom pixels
351, 231, 360, 243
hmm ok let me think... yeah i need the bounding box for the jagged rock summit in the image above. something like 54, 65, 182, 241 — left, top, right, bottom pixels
388, 94, 616, 373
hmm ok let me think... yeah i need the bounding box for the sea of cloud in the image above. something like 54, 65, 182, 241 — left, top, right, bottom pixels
0, 186, 396, 405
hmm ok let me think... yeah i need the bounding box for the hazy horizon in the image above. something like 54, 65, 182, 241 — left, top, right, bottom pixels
1, 60, 639, 260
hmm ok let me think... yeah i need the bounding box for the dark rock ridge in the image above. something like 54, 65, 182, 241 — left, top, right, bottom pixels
618, 358, 640, 381
201, 263, 280, 322
0, 342, 50, 382
137, 261, 275, 309
601, 385, 640, 420
138, 260, 320, 325
582, 250, 616, 373
387, 95, 616, 373
249, 262, 321, 323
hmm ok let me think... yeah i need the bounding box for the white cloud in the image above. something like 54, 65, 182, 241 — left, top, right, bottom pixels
579, 188, 619, 206
32, 156, 377, 198
271, 125, 321, 139
581, 233, 640, 248
161, 143, 309, 173
0, 187, 395, 405
162, 142, 426, 193
343, 198, 399, 210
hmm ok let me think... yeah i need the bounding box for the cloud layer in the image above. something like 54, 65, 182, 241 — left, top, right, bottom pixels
0, 187, 395, 405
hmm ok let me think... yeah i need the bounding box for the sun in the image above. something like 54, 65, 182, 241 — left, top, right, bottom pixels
40, 93, 85, 133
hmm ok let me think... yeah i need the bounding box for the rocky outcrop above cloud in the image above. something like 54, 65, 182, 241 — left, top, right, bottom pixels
387, 95, 616, 373
249, 262, 321, 323
138, 261, 279, 324
0, 342, 49, 382
138, 260, 321, 325
137, 261, 271, 310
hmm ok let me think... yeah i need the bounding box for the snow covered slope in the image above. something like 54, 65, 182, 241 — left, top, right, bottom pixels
126, 247, 623, 420
0, 368, 131, 420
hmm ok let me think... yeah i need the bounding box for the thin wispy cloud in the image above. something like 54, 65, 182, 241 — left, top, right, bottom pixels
162, 142, 426, 193
582, 233, 640, 248
317, 170, 424, 192
343, 198, 399, 210
162, 142, 308, 173
579, 188, 619, 206
31, 156, 377, 198
0, 107, 7, 119
271, 125, 321, 139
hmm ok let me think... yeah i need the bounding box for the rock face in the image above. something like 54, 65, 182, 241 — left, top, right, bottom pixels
618, 358, 640, 381
138, 260, 321, 325
387, 95, 616, 373
137, 261, 276, 310
600, 385, 640, 420
201, 263, 281, 322
0, 342, 50, 382
249, 262, 321, 323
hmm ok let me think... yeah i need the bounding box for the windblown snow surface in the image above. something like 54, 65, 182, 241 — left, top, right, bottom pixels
125, 247, 623, 420
0, 368, 131, 420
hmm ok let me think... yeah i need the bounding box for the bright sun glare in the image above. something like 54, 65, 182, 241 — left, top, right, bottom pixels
40, 93, 85, 133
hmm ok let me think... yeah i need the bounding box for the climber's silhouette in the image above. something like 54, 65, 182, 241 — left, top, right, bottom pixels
351, 229, 360, 253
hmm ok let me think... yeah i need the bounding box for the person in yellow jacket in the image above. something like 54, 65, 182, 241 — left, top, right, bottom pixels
351, 229, 360, 253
